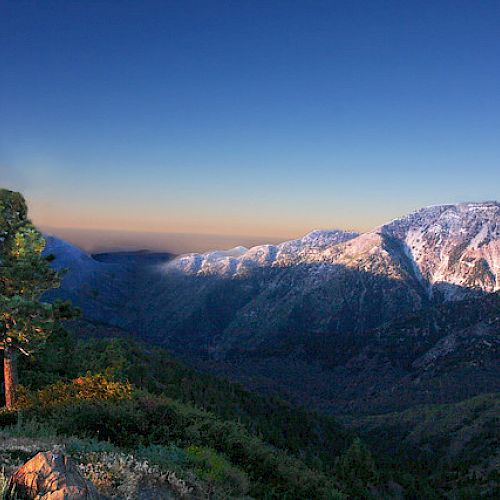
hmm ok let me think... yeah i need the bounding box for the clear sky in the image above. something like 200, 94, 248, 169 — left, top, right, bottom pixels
1, 1, 499, 252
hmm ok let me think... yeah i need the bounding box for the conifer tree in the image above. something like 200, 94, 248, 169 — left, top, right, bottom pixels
0, 188, 74, 409
336, 437, 379, 497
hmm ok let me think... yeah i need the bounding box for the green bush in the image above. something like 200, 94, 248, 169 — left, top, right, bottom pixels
65, 436, 118, 455
0, 409, 17, 428
336, 438, 379, 498
26, 373, 133, 407
136, 444, 189, 469
186, 445, 249, 496
17, 379, 343, 499
0, 467, 9, 499
6, 416, 57, 439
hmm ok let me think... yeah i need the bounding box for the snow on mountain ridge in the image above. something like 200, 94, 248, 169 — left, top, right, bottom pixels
164, 229, 359, 276
164, 202, 499, 296
379, 202, 499, 296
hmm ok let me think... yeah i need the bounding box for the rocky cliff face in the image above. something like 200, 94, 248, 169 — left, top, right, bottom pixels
379, 202, 499, 299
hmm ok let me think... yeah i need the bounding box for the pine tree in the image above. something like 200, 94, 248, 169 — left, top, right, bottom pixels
0, 188, 74, 409
336, 437, 379, 497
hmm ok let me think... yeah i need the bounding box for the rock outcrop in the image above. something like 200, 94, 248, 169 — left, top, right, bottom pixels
6, 451, 100, 500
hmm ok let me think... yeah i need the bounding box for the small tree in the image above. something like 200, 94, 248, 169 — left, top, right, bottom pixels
336, 437, 379, 497
0, 188, 73, 409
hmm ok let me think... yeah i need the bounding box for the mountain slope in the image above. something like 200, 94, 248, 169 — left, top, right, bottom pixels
211, 291, 499, 414
127, 202, 498, 356
380, 202, 499, 298
343, 393, 500, 498
43, 202, 500, 413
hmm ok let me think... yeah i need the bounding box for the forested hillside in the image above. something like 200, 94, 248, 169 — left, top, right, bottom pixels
344, 394, 499, 498
210, 291, 500, 415
2, 321, 496, 498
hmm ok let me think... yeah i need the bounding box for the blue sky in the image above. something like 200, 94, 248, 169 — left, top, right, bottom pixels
1, 1, 499, 250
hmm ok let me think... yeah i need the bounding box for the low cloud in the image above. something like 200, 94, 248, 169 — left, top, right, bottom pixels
40, 226, 286, 256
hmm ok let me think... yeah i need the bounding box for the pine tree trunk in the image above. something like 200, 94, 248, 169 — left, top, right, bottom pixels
4, 341, 18, 410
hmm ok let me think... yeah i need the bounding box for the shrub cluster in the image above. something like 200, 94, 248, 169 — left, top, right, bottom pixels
15, 376, 343, 499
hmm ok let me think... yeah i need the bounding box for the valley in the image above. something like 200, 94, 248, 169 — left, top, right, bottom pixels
44, 202, 499, 415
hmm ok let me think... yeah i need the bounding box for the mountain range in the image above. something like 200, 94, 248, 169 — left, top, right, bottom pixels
44, 201, 500, 414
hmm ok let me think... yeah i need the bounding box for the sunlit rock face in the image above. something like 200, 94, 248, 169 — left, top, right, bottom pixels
165, 229, 359, 277
379, 202, 499, 298
164, 202, 499, 298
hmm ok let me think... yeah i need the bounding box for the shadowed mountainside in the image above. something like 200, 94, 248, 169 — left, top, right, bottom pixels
207, 292, 500, 414
42, 202, 499, 414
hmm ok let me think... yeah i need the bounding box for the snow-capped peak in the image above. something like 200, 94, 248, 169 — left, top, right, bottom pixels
164, 229, 358, 276
163, 202, 499, 297
379, 202, 499, 295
